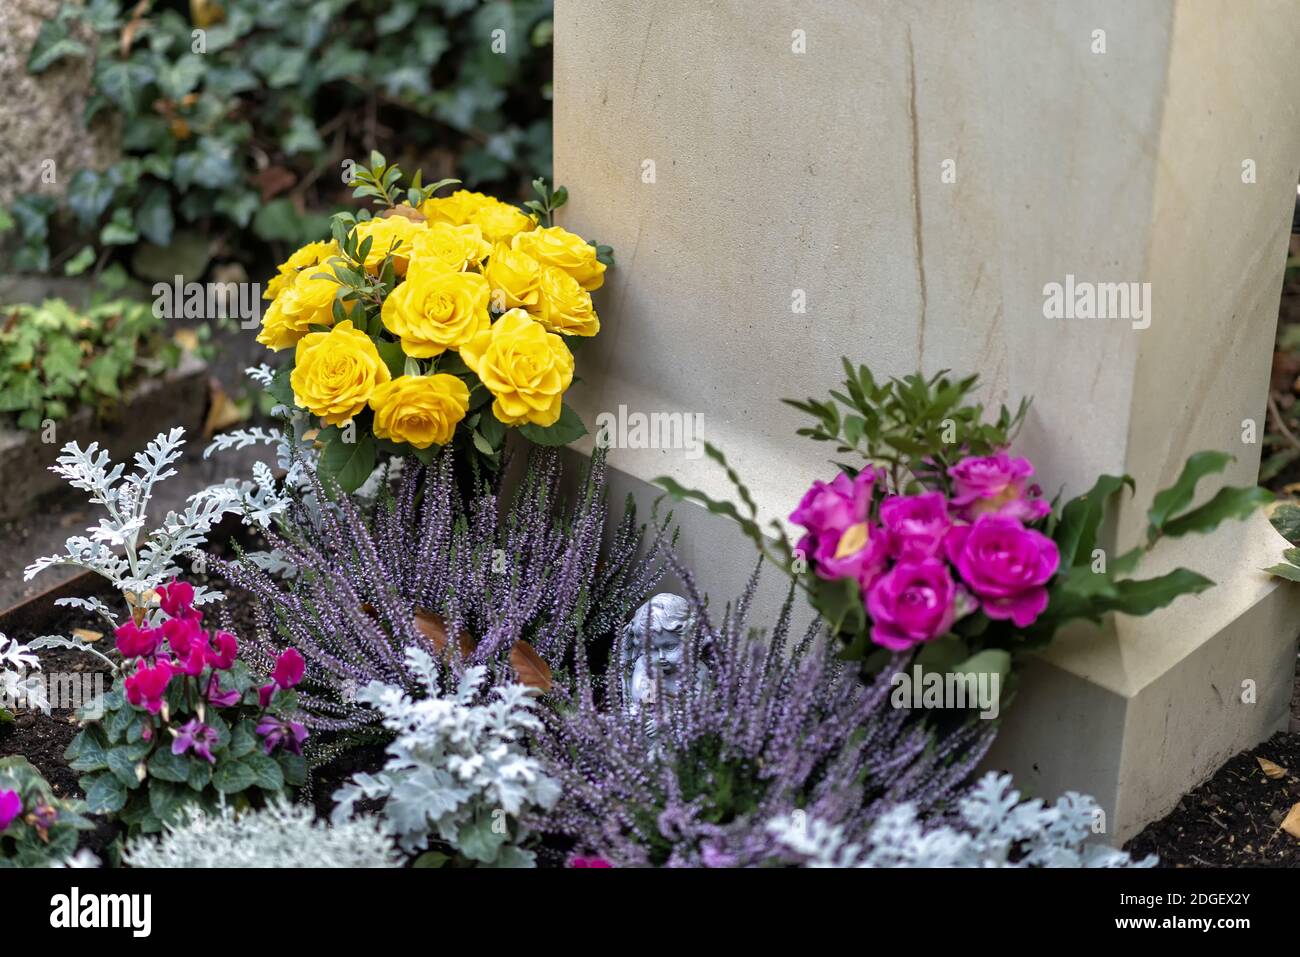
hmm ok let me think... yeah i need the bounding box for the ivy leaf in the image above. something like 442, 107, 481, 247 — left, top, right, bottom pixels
26, 19, 87, 73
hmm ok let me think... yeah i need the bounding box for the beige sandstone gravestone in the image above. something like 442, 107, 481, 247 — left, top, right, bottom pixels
552, 0, 1300, 842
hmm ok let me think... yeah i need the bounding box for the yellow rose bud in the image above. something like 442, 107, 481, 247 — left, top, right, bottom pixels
483, 242, 541, 310
380, 268, 491, 358
533, 265, 599, 337
460, 309, 574, 428
407, 222, 491, 275
265, 240, 339, 300
290, 319, 391, 426
351, 216, 423, 274
419, 189, 496, 226
511, 225, 606, 291
369, 374, 470, 449
256, 262, 345, 351
469, 200, 536, 244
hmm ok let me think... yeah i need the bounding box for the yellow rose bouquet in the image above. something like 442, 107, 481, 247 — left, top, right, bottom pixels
254, 153, 614, 492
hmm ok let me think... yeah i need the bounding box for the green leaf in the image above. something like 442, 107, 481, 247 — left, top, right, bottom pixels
186, 757, 212, 792
148, 779, 188, 825
135, 184, 175, 246
317, 430, 377, 494
1270, 503, 1300, 545
1104, 568, 1214, 617
517, 403, 587, 446
1160, 485, 1271, 538
276, 751, 307, 788
1146, 451, 1233, 542
147, 747, 191, 783
1054, 474, 1133, 568
212, 759, 256, 794
106, 747, 143, 789
66, 733, 109, 773
83, 772, 128, 814
241, 753, 285, 792
63, 245, 96, 277
951, 649, 1012, 693
26, 19, 87, 73
1264, 562, 1300, 583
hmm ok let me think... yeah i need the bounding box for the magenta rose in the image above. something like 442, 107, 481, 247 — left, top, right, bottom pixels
880, 491, 952, 559
947, 452, 1050, 523
790, 468, 890, 586
944, 514, 1059, 627
865, 558, 959, 651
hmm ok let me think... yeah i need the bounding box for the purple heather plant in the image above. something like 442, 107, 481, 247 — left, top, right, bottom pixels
531, 556, 994, 868
214, 446, 670, 732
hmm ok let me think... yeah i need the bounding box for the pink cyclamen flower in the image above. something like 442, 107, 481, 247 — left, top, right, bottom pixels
162, 614, 203, 658
865, 558, 961, 651
157, 580, 195, 618
945, 514, 1060, 628
257, 683, 275, 709
272, 648, 305, 689
114, 621, 161, 660
790, 468, 889, 586
205, 674, 241, 708
206, 631, 238, 671
0, 790, 21, 830
176, 638, 212, 677
880, 491, 953, 559
172, 718, 219, 764
256, 716, 308, 755
568, 855, 613, 868
125, 660, 174, 714
947, 452, 1050, 523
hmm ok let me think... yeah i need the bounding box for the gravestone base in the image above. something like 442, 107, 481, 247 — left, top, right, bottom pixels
985, 511, 1300, 844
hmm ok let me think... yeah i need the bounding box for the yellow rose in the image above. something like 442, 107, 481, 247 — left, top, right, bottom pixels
290, 319, 391, 425
483, 242, 541, 310
407, 222, 491, 275
533, 265, 599, 337
460, 309, 574, 427
468, 200, 536, 244
380, 268, 490, 358
352, 216, 423, 273
419, 189, 496, 226
265, 240, 339, 300
511, 226, 606, 291
256, 262, 345, 351
369, 374, 470, 449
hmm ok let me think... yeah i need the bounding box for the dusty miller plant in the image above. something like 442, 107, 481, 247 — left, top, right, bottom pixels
23, 428, 242, 632
332, 647, 561, 868
767, 771, 1156, 868
124, 798, 399, 869
0, 635, 48, 721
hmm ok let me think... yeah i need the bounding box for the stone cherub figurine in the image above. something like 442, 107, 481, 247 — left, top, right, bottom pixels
620, 593, 698, 715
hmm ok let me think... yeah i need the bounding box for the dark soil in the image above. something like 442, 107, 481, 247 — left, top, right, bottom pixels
1124, 646, 1300, 867
1125, 729, 1300, 867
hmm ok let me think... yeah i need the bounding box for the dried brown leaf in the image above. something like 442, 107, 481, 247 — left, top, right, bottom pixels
1257, 756, 1287, 780
509, 640, 552, 692
1282, 803, 1300, 841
